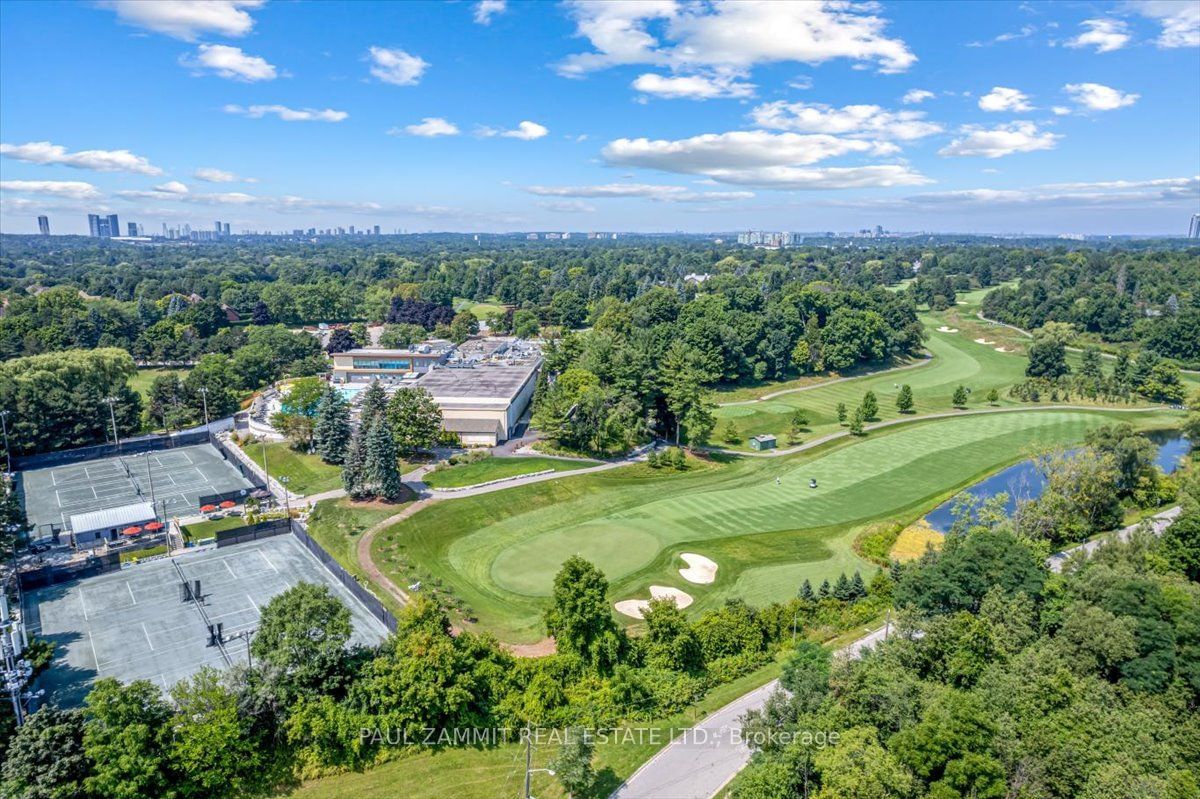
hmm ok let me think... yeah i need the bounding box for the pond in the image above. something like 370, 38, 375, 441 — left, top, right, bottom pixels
923, 430, 1193, 533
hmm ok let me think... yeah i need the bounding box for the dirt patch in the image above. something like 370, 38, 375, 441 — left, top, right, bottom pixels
500, 638, 557, 658
678, 552, 718, 584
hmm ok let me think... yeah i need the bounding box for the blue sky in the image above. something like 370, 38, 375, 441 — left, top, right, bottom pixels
1, 0, 1198, 235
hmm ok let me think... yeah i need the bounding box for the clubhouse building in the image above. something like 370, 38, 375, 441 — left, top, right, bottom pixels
330, 343, 452, 383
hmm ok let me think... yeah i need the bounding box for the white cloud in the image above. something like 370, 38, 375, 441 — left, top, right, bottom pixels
223, 104, 348, 122
193, 167, 253, 183
154, 181, 189, 194
1065, 19, 1131, 53
367, 46, 428, 86
525, 183, 754, 202
1128, 1, 1200, 48
601, 130, 929, 189
478, 121, 548, 140
98, 0, 263, 41
632, 72, 755, 100
473, 0, 506, 25
557, 0, 916, 78
901, 89, 935, 104
1051, 106, 1072, 116
939, 122, 1060, 158
979, 86, 1033, 112
537, 200, 596, 213
0, 141, 163, 175
397, 117, 460, 137
1063, 82, 1139, 111
182, 44, 277, 81
884, 176, 1200, 209
749, 101, 942, 140
0, 180, 102, 200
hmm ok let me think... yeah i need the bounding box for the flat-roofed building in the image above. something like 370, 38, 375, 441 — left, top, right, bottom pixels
331, 345, 451, 383
412, 362, 540, 446
69, 502, 156, 546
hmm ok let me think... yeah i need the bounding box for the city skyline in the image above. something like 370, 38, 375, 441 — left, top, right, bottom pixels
1, 1, 1199, 235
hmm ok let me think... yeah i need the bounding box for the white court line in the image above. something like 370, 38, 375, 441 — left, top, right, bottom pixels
142, 623, 154, 651
127, 582, 137, 605
79, 589, 89, 621
259, 549, 279, 574
224, 560, 237, 577
246, 593, 260, 613
87, 630, 100, 671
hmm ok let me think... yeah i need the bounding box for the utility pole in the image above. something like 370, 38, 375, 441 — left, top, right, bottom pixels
198, 387, 210, 430
0, 410, 11, 473
280, 476, 291, 517
145, 454, 157, 507
104, 397, 120, 451
260, 438, 272, 507
522, 727, 554, 799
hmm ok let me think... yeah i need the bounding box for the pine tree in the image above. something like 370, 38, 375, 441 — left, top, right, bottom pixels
850, 570, 867, 600
251, 300, 272, 325
832, 572, 852, 601
836, 402, 848, 425
952, 385, 969, 408
818, 579, 831, 599
799, 579, 815, 601
359, 380, 388, 427
364, 419, 404, 501
895, 384, 914, 413
313, 389, 352, 464
721, 420, 740, 445
341, 427, 368, 499
860, 391, 879, 421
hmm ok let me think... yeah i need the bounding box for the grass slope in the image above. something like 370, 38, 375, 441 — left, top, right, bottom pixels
423, 456, 600, 489
377, 408, 1176, 642
241, 441, 344, 496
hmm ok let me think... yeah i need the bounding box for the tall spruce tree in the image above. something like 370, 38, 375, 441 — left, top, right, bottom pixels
364, 418, 404, 501
313, 388, 352, 464
799, 579, 815, 601
341, 426, 368, 499
359, 380, 388, 427
896, 384, 914, 413
833, 572, 852, 601
850, 571, 867, 599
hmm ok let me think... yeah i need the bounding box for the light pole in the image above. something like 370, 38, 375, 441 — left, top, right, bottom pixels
523, 728, 555, 799
0, 410, 10, 474
280, 475, 291, 517
259, 437, 271, 505
198, 387, 210, 429
103, 397, 120, 451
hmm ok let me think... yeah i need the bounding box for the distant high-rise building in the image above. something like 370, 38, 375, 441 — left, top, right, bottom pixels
88, 214, 101, 237
106, 214, 119, 238
215, 221, 222, 234
37, 215, 49, 235
1189, 213, 1200, 239
737, 231, 797, 248
127, 222, 139, 237
373, 225, 381, 235
223, 222, 231, 236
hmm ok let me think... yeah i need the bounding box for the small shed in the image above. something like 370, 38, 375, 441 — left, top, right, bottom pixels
69, 502, 157, 546
749, 434, 777, 451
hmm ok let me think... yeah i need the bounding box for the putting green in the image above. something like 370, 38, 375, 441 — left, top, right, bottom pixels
484, 410, 1116, 596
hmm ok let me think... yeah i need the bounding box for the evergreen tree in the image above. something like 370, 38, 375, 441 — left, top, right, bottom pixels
836, 402, 848, 425
364, 419, 404, 501
313, 388, 352, 464
341, 426, 368, 499
986, 387, 1000, 405
818, 579, 831, 599
799, 579, 815, 601
359, 380, 388, 426
896, 384, 914, 413
251, 300, 272, 325
952, 385, 969, 407
860, 390, 879, 421
1080, 345, 1103, 381
1113, 349, 1131, 385
848, 408, 865, 436
833, 572, 852, 600
850, 570, 867, 599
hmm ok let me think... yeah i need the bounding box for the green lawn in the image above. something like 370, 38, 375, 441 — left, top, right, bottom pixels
181, 515, 246, 542
423, 456, 600, 489
374, 407, 1181, 643
305, 498, 407, 593
129, 367, 188, 401
453, 296, 505, 321
241, 441, 344, 496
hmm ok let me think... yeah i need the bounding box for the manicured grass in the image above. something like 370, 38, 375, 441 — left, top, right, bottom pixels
711, 356, 918, 404
181, 515, 246, 542
241, 441, 344, 496
375, 407, 1181, 643
453, 296, 505, 321
129, 367, 186, 401
119, 544, 168, 563
423, 456, 600, 489
305, 498, 406, 589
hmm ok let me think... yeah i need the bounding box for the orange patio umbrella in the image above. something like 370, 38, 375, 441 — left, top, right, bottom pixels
121, 526, 142, 536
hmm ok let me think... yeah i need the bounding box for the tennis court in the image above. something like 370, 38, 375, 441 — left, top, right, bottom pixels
19, 444, 255, 536
22, 534, 390, 705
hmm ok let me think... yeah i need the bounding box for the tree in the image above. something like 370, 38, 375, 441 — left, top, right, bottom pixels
1027, 337, 1070, 379
385, 387, 442, 455
543, 556, 620, 669
848, 408, 865, 436
659, 343, 716, 447
721, 420, 740, 445
790, 339, 813, 374
313, 388, 352, 464
860, 390, 879, 421
896, 384, 914, 413
986, 387, 999, 405
1080, 345, 1103, 381
251, 300, 272, 325
251, 582, 353, 703
170, 668, 265, 799
83, 679, 175, 799
551, 728, 596, 799
814, 726, 916, 799
836, 402, 848, 425
642, 597, 704, 673
1, 706, 90, 799
364, 418, 405, 501
341, 426, 368, 499
512, 309, 540, 338
780, 641, 831, 712
325, 327, 357, 354
952, 385, 969, 408
359, 380, 388, 425
799, 579, 815, 601
448, 311, 478, 344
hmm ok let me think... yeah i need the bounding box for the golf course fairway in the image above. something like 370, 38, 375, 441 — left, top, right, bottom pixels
375, 407, 1179, 642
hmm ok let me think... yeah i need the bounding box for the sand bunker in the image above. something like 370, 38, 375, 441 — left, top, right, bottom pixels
937, 326, 959, 333
974, 338, 995, 345
614, 586, 695, 619
994, 346, 1013, 353
679, 553, 718, 585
